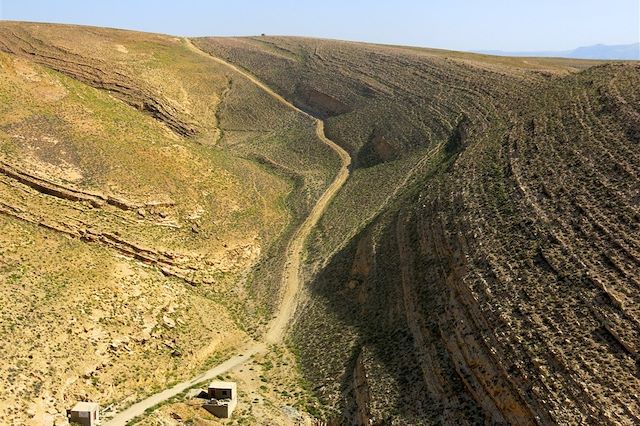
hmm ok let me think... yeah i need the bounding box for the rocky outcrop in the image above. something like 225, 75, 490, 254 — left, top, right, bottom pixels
0, 24, 198, 137
294, 86, 352, 118
0, 160, 174, 211
293, 59, 640, 424
0, 199, 204, 285
356, 129, 397, 168
0, 160, 255, 287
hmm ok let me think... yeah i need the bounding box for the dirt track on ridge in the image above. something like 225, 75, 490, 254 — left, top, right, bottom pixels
105, 39, 351, 426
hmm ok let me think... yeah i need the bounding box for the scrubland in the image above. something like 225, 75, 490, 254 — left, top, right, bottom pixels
1, 22, 638, 425
199, 36, 639, 424
0, 23, 337, 425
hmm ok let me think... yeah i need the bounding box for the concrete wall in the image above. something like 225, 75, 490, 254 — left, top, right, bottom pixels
68, 410, 97, 426
203, 399, 237, 419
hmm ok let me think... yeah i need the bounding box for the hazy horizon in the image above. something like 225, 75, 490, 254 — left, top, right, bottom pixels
1, 0, 638, 52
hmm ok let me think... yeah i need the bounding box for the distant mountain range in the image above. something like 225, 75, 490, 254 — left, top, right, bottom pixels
478, 42, 639, 60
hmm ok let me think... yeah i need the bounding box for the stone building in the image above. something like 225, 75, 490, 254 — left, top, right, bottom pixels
67, 401, 99, 426
204, 381, 237, 418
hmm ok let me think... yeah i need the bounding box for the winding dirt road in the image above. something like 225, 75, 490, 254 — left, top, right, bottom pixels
105, 39, 350, 425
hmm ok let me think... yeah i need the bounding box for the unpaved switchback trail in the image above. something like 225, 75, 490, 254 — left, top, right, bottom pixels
105, 39, 350, 425
265, 119, 350, 343
183, 37, 351, 342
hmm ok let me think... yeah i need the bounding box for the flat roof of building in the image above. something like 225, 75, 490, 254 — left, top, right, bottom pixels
208, 380, 237, 389
71, 401, 99, 412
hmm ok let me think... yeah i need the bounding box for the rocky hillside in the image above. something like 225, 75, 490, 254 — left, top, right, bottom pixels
1, 22, 638, 425
0, 23, 339, 425
199, 36, 640, 424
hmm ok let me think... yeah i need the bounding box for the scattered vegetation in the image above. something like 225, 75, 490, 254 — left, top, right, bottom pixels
1, 21, 638, 426
0, 22, 338, 425
199, 35, 640, 424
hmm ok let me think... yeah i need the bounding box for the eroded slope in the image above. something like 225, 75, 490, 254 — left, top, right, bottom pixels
201, 36, 639, 424
306, 63, 640, 425
0, 23, 340, 425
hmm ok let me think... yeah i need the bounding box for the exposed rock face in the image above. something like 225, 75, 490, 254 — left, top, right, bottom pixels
357, 129, 397, 168
288, 50, 640, 424
0, 23, 198, 136
0, 160, 173, 211
352, 349, 373, 426
0, 23, 341, 425
1, 23, 638, 425
294, 86, 352, 118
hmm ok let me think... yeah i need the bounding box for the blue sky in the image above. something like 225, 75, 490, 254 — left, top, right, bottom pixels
1, 0, 638, 51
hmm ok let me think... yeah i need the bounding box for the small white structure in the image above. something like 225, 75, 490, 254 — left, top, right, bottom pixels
204, 381, 237, 418
67, 401, 99, 426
